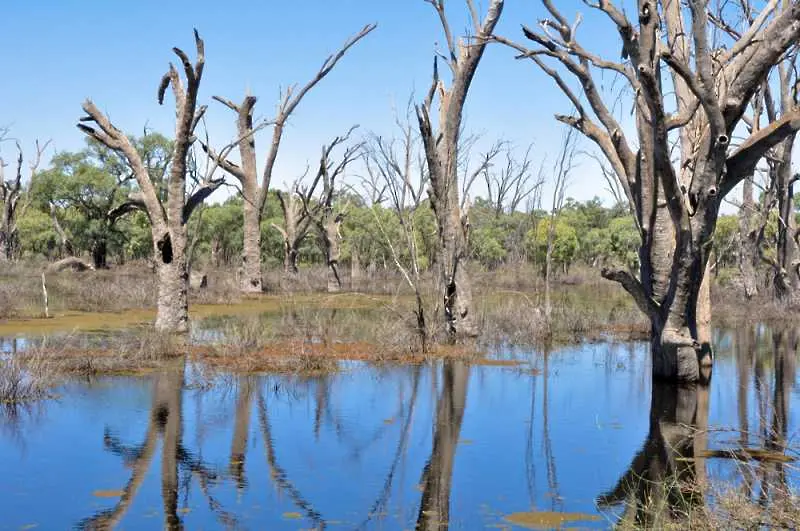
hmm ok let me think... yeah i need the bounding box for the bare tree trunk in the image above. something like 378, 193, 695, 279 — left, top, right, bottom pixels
417, 0, 504, 341
323, 214, 343, 292
274, 190, 309, 275
502, 1, 800, 381
0, 141, 46, 261
774, 135, 798, 301
155, 230, 189, 333
241, 192, 263, 292
350, 250, 361, 290
739, 176, 760, 299
302, 131, 361, 292
206, 26, 374, 295
696, 257, 713, 367
80, 32, 222, 333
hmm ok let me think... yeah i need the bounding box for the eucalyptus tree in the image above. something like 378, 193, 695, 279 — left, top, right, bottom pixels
78, 31, 223, 332
416, 0, 505, 340
0, 138, 48, 261
497, 1, 800, 382
205, 25, 375, 293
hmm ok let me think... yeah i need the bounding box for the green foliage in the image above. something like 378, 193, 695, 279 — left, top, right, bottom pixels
199, 197, 243, 266
17, 208, 59, 258
607, 217, 640, 271
525, 218, 579, 271
713, 215, 739, 269
26, 134, 173, 266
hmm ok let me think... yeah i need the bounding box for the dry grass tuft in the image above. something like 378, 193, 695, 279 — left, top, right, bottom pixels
0, 351, 55, 405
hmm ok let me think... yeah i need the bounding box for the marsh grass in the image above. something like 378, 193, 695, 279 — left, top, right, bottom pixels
602, 419, 800, 530
15, 330, 187, 376
477, 286, 647, 347
0, 350, 55, 405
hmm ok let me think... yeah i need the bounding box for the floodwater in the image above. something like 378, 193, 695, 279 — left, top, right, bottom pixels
0, 323, 798, 530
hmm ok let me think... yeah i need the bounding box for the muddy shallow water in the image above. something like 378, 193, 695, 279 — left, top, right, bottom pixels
0, 323, 798, 529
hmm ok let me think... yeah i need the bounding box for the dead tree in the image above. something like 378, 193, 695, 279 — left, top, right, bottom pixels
497, 1, 800, 382
205, 25, 375, 294
544, 127, 578, 323
300, 129, 362, 292
364, 107, 431, 350
272, 184, 314, 274
738, 174, 762, 299
0, 140, 48, 261
416, 0, 505, 340
763, 60, 800, 301
483, 142, 538, 218
78, 31, 223, 332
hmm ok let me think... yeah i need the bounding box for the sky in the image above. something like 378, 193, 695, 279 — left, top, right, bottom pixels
1, 1, 640, 207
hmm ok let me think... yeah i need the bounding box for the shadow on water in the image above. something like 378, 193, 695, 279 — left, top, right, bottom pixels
0, 324, 798, 529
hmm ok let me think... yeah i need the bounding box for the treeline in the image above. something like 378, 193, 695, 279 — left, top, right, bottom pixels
8, 131, 795, 296
10, 134, 644, 276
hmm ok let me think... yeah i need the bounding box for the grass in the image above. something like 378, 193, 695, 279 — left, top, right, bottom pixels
0, 350, 55, 405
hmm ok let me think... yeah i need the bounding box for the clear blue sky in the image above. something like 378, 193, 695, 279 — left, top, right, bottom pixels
1, 0, 629, 205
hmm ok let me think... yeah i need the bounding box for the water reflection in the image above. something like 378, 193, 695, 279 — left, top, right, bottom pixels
597, 382, 708, 526
0, 329, 798, 529
416, 361, 468, 530
732, 326, 796, 504
77, 361, 190, 530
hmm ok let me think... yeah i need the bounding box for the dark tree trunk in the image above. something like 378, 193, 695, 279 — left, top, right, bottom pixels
92, 238, 108, 269
598, 382, 708, 526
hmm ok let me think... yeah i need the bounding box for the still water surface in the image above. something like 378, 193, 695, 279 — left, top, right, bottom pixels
0, 325, 797, 529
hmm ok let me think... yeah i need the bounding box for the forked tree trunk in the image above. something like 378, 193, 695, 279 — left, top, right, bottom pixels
207, 26, 374, 295
417, 0, 503, 340
739, 176, 760, 299
283, 241, 299, 273
79, 32, 220, 333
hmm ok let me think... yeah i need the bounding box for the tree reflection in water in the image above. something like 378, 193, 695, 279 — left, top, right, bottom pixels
77, 360, 237, 530
597, 381, 709, 527
416, 361, 469, 531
